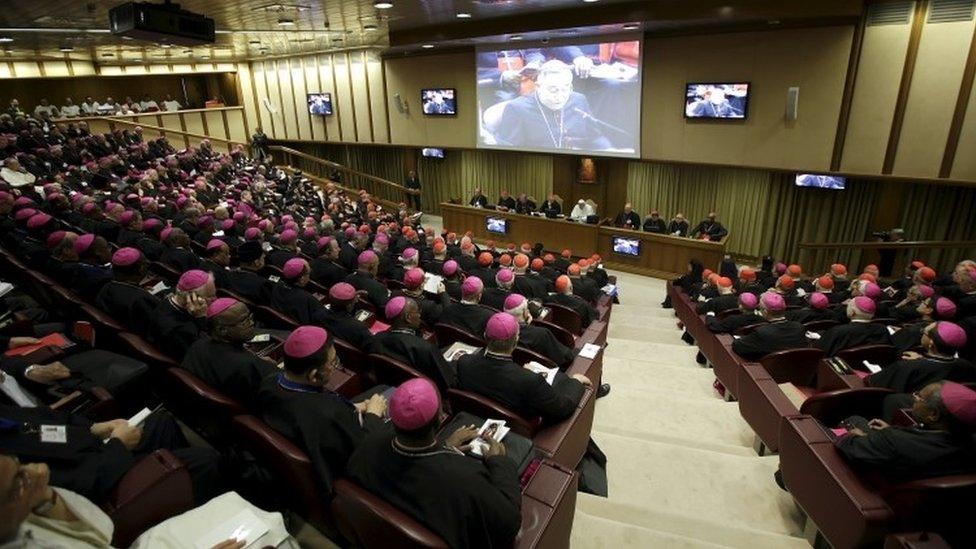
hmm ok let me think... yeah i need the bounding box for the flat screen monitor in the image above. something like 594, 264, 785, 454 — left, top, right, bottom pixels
476, 39, 643, 158
421, 147, 444, 158
486, 216, 507, 234
795, 173, 846, 190
421, 88, 457, 116
684, 83, 750, 119
612, 236, 640, 257
307, 93, 333, 115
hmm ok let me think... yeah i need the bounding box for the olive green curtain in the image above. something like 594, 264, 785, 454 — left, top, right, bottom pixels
418, 150, 553, 215
898, 184, 976, 269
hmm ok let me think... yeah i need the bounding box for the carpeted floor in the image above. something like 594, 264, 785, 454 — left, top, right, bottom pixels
569, 270, 809, 548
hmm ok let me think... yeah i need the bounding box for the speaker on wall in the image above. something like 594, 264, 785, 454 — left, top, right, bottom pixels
786, 86, 799, 122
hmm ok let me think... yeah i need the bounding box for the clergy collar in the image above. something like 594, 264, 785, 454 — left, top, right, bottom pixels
850, 319, 871, 324
391, 327, 419, 336
391, 438, 462, 458
277, 372, 323, 393
485, 350, 513, 361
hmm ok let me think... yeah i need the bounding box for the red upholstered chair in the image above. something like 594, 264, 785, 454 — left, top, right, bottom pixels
331, 479, 449, 549
433, 322, 486, 349
531, 319, 576, 349
115, 332, 180, 372
884, 532, 950, 549
836, 345, 899, 371
76, 303, 128, 350
231, 415, 337, 536
163, 367, 246, 442
150, 261, 182, 282
367, 353, 424, 387
253, 304, 299, 331
334, 337, 370, 377
797, 386, 896, 427
513, 346, 558, 370
544, 303, 583, 335
101, 449, 195, 548
446, 388, 540, 438
759, 348, 826, 389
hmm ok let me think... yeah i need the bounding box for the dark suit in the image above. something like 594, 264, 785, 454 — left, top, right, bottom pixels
539, 200, 561, 218
345, 271, 390, 310
731, 319, 810, 361
493, 92, 611, 151
519, 324, 575, 367
545, 293, 598, 328
643, 217, 667, 233
439, 302, 495, 338
817, 321, 891, 357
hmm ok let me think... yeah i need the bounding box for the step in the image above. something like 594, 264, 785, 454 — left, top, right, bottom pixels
574, 496, 810, 549
600, 356, 717, 397
571, 511, 728, 549
608, 324, 687, 343
590, 431, 805, 537
604, 338, 699, 366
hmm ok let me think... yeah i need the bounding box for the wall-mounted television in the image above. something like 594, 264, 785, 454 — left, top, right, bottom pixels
486, 216, 507, 234
685, 83, 749, 119
421, 147, 445, 159
421, 88, 457, 116
795, 173, 846, 190
612, 236, 640, 257
307, 93, 333, 115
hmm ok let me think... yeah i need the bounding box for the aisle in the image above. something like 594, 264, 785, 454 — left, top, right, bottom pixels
570, 271, 808, 548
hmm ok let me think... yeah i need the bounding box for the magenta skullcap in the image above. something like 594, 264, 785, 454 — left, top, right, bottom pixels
404, 267, 424, 289
283, 257, 307, 279
941, 381, 976, 426
279, 229, 298, 244
14, 208, 37, 221
809, 292, 829, 310
160, 226, 174, 242
358, 250, 377, 266
402, 247, 418, 260
233, 211, 246, 221
0, 191, 11, 201
143, 218, 161, 231
504, 293, 527, 312
935, 321, 967, 349
81, 202, 96, 214
496, 268, 514, 284
13, 196, 33, 207
344, 226, 356, 238
26, 213, 52, 230
329, 282, 357, 301
374, 233, 389, 246
485, 312, 519, 341
196, 215, 214, 229
389, 378, 440, 431
917, 285, 935, 299
45, 231, 66, 249
739, 292, 759, 310
70, 193, 85, 204
761, 292, 786, 312
257, 219, 270, 231
118, 210, 135, 226
461, 275, 483, 298
386, 295, 408, 319
862, 282, 882, 300
284, 326, 330, 359
303, 227, 317, 240
221, 219, 235, 231
141, 197, 153, 206
281, 214, 294, 223
316, 236, 333, 251
206, 238, 226, 252
853, 296, 876, 315
73, 233, 96, 255
244, 227, 261, 241
774, 262, 787, 275
177, 269, 211, 291
111, 247, 141, 267
206, 297, 238, 319
442, 260, 459, 277
935, 297, 957, 319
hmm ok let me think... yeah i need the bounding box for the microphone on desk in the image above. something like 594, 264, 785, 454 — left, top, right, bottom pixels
573, 108, 628, 135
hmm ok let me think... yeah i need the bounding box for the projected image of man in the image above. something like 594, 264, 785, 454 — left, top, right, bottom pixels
493, 61, 612, 152
797, 174, 845, 189
686, 85, 746, 119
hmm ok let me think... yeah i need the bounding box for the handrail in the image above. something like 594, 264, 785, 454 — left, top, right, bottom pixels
51, 106, 245, 125
103, 117, 247, 149
268, 145, 418, 196
798, 240, 976, 250
277, 166, 402, 213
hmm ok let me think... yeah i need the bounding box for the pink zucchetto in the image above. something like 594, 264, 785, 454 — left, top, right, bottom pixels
220, 219, 235, 231
206, 297, 238, 318
118, 210, 135, 226
279, 229, 298, 244
389, 378, 440, 431
329, 282, 357, 302
809, 292, 829, 310
461, 276, 483, 298
14, 208, 37, 222
385, 295, 407, 319
485, 312, 519, 341
284, 326, 329, 359
143, 218, 161, 231
244, 227, 261, 241
402, 248, 418, 260
496, 269, 514, 284
861, 282, 882, 300
442, 260, 459, 277
853, 296, 877, 315
941, 382, 976, 426
935, 298, 957, 319
206, 239, 226, 252
233, 211, 246, 221
160, 226, 174, 242
761, 292, 786, 312
403, 268, 424, 290
282, 258, 307, 280
358, 250, 377, 266
177, 270, 211, 291
504, 293, 527, 312
374, 233, 389, 246
45, 231, 67, 249
317, 236, 333, 251
111, 247, 141, 267
26, 213, 52, 230
73, 233, 96, 255
934, 321, 967, 349
917, 285, 935, 299
738, 293, 759, 310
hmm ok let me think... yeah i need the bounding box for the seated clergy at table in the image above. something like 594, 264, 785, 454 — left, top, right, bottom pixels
321, 282, 373, 350
569, 199, 595, 222
835, 381, 976, 482
442, 260, 464, 301
513, 254, 548, 299
346, 378, 521, 548
643, 210, 667, 233
182, 298, 276, 402
345, 250, 391, 311
496, 189, 517, 212
398, 267, 450, 327
468, 188, 489, 208
268, 229, 300, 269
817, 297, 891, 357
613, 203, 641, 230
868, 321, 974, 396
514, 193, 536, 214
440, 276, 495, 337
707, 292, 766, 334
271, 258, 328, 326
199, 239, 231, 287
546, 275, 599, 328
257, 326, 389, 492
692, 212, 728, 241
732, 293, 810, 361
667, 213, 690, 237
457, 313, 591, 423
482, 268, 516, 311
148, 270, 214, 359
696, 277, 738, 315
539, 194, 561, 218
0, 405, 222, 504
504, 294, 574, 368
368, 297, 456, 392
222, 240, 273, 304
94, 247, 161, 336
889, 283, 934, 324
568, 261, 600, 303
785, 292, 836, 324
890, 297, 957, 352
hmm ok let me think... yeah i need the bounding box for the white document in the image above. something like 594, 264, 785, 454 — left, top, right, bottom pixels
423, 274, 443, 294
706, 311, 716, 317
524, 361, 557, 385
149, 281, 169, 295
193, 508, 270, 549
805, 331, 822, 340
887, 325, 899, 335
127, 407, 153, 428
443, 341, 480, 362
601, 284, 617, 296
469, 419, 511, 457
249, 333, 271, 343
212, 230, 225, 237
796, 288, 807, 297
0, 282, 14, 299
1, 374, 38, 407
578, 343, 601, 360
862, 360, 882, 374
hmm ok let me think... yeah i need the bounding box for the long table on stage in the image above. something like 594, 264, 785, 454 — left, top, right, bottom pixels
440, 203, 727, 278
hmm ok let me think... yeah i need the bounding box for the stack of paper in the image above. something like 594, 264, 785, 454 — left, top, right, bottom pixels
443, 341, 480, 362
0, 282, 13, 299
524, 361, 557, 385
601, 284, 618, 296
578, 343, 601, 359
469, 419, 511, 456
193, 508, 270, 549
862, 360, 882, 374
149, 281, 169, 295
805, 331, 822, 340
423, 274, 443, 294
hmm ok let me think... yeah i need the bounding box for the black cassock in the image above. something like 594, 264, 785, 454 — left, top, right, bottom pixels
222, 268, 273, 304
181, 337, 277, 401
785, 308, 837, 324
256, 374, 387, 492
513, 274, 548, 300
545, 293, 598, 328
270, 282, 327, 325
707, 313, 766, 334
456, 350, 585, 424
339, 242, 360, 272
310, 258, 348, 288
836, 415, 976, 482
393, 291, 450, 328
320, 309, 373, 349
696, 294, 739, 315
439, 302, 495, 338
571, 276, 600, 303
161, 247, 200, 272
867, 355, 976, 393
346, 431, 521, 549
345, 271, 390, 310
817, 321, 891, 357
518, 323, 575, 368
367, 328, 456, 391
94, 280, 161, 336
147, 299, 206, 359
732, 319, 810, 361
481, 287, 512, 312
890, 321, 927, 353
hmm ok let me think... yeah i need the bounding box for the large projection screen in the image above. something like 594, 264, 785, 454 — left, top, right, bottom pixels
476, 40, 642, 158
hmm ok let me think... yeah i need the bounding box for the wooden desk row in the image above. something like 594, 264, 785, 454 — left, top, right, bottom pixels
440, 203, 727, 278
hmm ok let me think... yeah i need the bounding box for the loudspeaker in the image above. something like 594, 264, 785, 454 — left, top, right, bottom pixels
786, 87, 799, 121
394, 93, 408, 114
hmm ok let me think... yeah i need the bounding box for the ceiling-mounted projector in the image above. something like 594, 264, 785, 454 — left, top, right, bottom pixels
109, 1, 215, 45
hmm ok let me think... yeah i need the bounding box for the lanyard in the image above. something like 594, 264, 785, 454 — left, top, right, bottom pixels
276, 373, 355, 408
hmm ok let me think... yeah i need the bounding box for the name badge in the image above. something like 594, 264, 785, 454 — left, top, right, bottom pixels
40, 425, 67, 444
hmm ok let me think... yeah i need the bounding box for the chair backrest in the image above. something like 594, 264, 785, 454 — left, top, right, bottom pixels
77, 304, 128, 348
716, 309, 742, 320
334, 337, 370, 376
115, 332, 180, 371
799, 387, 896, 426
150, 261, 182, 282
446, 388, 539, 438
531, 319, 576, 349
368, 353, 427, 387
164, 368, 246, 436
759, 348, 826, 387
804, 319, 841, 332
433, 323, 486, 349
734, 322, 763, 336
253, 304, 299, 330
836, 345, 899, 369
881, 474, 976, 544
513, 346, 558, 370
331, 479, 449, 549
545, 303, 583, 335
